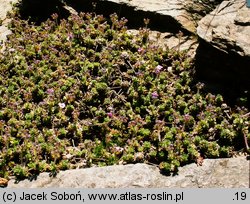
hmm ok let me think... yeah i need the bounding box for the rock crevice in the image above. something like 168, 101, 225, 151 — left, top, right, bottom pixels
196, 0, 250, 105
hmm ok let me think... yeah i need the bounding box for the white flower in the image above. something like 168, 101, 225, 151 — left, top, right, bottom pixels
167, 66, 173, 72
120, 51, 129, 59
9, 48, 16, 52
155, 65, 163, 74
114, 146, 124, 153
59, 102, 66, 109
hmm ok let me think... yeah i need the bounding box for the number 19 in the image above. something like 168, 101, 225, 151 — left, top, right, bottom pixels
235, 192, 246, 200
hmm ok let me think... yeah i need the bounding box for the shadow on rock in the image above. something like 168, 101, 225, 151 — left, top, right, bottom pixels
17, 0, 69, 23
194, 39, 250, 108
17, 0, 189, 34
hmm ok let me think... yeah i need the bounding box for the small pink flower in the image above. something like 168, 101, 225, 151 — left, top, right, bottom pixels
47, 88, 54, 94
151, 91, 159, 99
28, 66, 33, 71
155, 65, 163, 74
67, 33, 73, 41
114, 146, 124, 153
184, 114, 190, 121
107, 112, 113, 118
138, 47, 145, 54
51, 13, 58, 20
136, 71, 143, 76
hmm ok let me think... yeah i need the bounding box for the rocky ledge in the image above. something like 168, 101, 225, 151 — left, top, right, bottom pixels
8, 156, 249, 188
197, 0, 250, 57
0, 0, 18, 42
100, 0, 197, 33
196, 0, 250, 105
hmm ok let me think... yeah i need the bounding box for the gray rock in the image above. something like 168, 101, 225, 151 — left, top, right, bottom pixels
101, 0, 197, 33
195, 0, 250, 103
127, 29, 198, 58
0, 0, 18, 43
8, 156, 249, 188
0, 0, 16, 19
197, 0, 250, 57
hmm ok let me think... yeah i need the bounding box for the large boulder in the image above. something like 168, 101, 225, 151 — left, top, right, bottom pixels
101, 0, 197, 33
197, 0, 250, 57
196, 0, 250, 105
63, 0, 198, 34
8, 156, 248, 188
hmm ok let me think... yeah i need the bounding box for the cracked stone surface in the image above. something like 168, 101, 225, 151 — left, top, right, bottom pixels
101, 0, 197, 33
8, 156, 249, 188
127, 29, 198, 58
195, 0, 250, 101
0, 0, 18, 43
197, 0, 250, 57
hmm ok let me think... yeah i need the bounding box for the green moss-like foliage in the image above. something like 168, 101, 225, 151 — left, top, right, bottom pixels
0, 11, 249, 179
